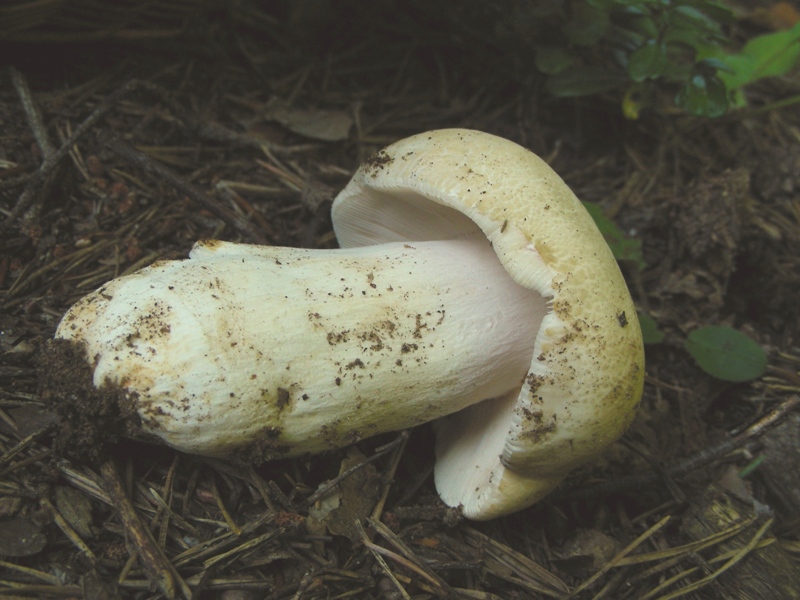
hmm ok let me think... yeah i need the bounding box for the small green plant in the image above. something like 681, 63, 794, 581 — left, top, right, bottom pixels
694, 21, 800, 110
530, 0, 800, 117
624, 316, 767, 379
687, 325, 767, 382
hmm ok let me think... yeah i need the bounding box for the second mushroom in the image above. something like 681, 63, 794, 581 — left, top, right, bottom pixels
55, 129, 644, 520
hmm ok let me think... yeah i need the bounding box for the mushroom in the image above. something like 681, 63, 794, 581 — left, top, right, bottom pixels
55, 129, 644, 519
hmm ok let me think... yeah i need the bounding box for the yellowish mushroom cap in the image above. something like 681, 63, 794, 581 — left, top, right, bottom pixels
333, 129, 644, 519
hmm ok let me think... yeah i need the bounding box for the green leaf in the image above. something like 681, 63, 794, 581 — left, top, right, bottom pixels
680, 0, 735, 27
665, 28, 720, 52
625, 14, 659, 40
628, 40, 668, 81
660, 60, 693, 82
695, 23, 800, 91
687, 326, 767, 382
698, 57, 736, 74
669, 5, 725, 39
582, 201, 646, 270
563, 2, 610, 46
723, 22, 800, 89
546, 67, 629, 96
535, 46, 575, 75
605, 25, 646, 52
675, 72, 729, 117
638, 312, 665, 344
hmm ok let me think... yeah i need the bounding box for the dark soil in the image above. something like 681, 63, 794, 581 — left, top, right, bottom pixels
1, 2, 799, 599
38, 338, 141, 465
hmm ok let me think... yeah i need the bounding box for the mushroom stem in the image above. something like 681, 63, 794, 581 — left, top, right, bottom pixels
57, 237, 546, 458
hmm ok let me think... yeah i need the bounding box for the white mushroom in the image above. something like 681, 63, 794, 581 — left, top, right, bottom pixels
55, 129, 644, 520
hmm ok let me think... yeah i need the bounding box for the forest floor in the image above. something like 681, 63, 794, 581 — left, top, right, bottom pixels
1, 3, 799, 599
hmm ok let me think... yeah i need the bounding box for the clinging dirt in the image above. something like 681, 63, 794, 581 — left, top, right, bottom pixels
38, 339, 142, 464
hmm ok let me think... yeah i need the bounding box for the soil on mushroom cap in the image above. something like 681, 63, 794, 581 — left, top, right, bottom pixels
38, 338, 142, 464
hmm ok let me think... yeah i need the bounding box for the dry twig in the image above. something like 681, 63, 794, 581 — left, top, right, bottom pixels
100, 459, 192, 600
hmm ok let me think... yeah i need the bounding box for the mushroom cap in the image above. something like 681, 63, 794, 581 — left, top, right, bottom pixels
332, 129, 644, 519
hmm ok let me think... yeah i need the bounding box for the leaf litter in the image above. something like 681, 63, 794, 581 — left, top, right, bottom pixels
1, 2, 800, 598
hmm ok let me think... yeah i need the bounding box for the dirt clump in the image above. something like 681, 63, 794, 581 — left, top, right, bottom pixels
38, 338, 140, 464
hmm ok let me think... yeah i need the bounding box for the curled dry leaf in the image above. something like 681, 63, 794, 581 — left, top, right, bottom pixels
0, 518, 47, 557
261, 99, 353, 142
308, 448, 381, 543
